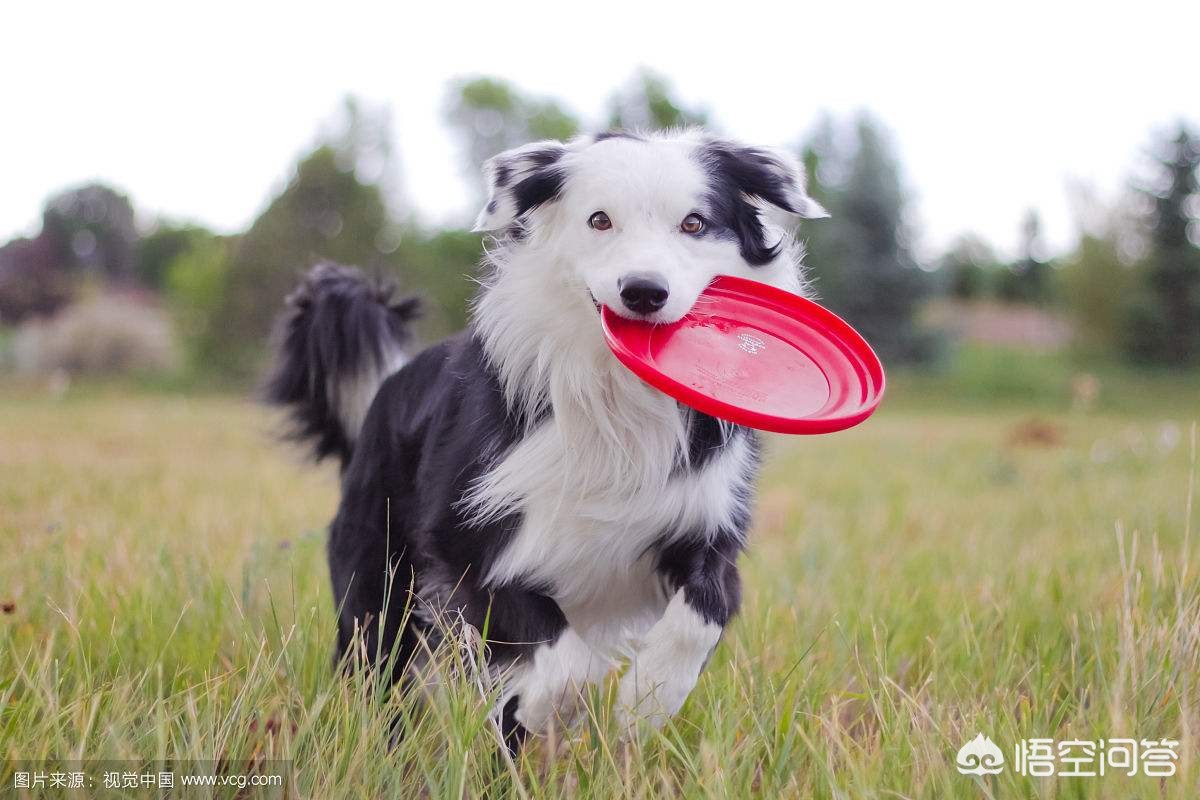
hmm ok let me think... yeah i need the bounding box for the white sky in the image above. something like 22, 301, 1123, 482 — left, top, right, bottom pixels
3, 1, 1197, 259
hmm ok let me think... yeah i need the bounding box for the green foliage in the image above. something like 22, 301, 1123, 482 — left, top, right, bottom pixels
1121, 125, 1200, 365
209, 145, 395, 378
888, 342, 1200, 414
445, 77, 581, 198
606, 69, 708, 132
802, 114, 941, 364
40, 183, 138, 282
143, 95, 489, 380
135, 222, 214, 290
939, 234, 1001, 300
163, 230, 233, 372
0, 183, 137, 324
1060, 227, 1136, 354
10, 79, 1194, 382
938, 216, 1056, 310
393, 229, 483, 341
329, 96, 405, 213
949, 261, 989, 300
526, 100, 580, 142
994, 262, 1052, 304
995, 210, 1055, 305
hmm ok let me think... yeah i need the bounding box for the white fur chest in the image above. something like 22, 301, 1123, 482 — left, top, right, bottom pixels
476, 415, 754, 650
468, 262, 759, 652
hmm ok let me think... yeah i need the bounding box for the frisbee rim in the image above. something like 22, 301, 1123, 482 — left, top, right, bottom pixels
601, 275, 886, 435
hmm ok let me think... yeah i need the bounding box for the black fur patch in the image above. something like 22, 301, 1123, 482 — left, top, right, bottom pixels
679, 409, 738, 472
326, 332, 568, 684
487, 146, 569, 225
523, 145, 567, 169
500, 695, 530, 755
264, 262, 419, 466
696, 142, 803, 266
658, 421, 757, 625
492, 160, 513, 188
511, 166, 567, 218
654, 529, 746, 627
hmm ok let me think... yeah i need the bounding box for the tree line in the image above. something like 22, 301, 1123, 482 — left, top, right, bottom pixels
1, 72, 1196, 381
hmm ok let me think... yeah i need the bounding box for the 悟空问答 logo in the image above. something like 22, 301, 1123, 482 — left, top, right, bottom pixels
957, 733, 1005, 775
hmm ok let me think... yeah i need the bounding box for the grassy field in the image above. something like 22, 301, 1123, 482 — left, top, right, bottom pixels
1, 353, 1198, 798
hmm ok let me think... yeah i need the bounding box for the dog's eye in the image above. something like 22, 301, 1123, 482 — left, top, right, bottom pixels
588, 211, 612, 231
680, 213, 705, 234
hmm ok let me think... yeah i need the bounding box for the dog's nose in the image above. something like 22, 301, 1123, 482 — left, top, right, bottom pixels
618, 273, 669, 315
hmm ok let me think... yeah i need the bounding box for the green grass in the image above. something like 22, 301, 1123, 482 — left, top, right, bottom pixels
889, 343, 1200, 414
1, 357, 1198, 798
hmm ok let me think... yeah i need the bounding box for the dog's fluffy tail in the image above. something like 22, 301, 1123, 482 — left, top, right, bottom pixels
265, 262, 419, 467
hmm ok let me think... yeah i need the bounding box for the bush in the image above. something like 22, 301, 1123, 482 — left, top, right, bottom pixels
163, 232, 232, 373
0, 236, 75, 324
136, 222, 214, 290
9, 294, 178, 377
1059, 230, 1136, 354
393, 228, 482, 341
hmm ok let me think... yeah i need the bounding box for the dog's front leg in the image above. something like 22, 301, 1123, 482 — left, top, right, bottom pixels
504, 627, 614, 736
617, 536, 741, 730
469, 585, 611, 750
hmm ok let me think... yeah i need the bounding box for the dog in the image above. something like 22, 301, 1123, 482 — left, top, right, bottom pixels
266, 129, 827, 750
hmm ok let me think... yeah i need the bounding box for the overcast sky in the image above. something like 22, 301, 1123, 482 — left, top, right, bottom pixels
4, 1, 1197, 259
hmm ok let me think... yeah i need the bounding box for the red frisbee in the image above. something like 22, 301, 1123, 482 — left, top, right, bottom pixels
601, 275, 885, 434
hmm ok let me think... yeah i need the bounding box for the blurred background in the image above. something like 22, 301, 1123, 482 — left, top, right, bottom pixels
1, 1, 1198, 402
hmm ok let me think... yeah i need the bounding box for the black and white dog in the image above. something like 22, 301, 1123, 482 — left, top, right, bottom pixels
267, 130, 827, 748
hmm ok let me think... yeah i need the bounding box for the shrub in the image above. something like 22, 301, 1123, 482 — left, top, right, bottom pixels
163, 232, 232, 373
10, 293, 178, 377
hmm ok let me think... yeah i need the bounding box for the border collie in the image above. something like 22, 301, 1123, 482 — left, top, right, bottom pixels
267, 129, 827, 749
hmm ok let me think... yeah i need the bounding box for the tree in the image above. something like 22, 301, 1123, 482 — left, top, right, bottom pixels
445, 77, 580, 199
996, 210, 1053, 305
799, 114, 851, 305
326, 97, 406, 219
801, 114, 939, 363
163, 230, 233, 371
0, 235, 72, 323
1122, 125, 1200, 365
135, 222, 214, 290
40, 183, 138, 283
393, 229, 483, 340
606, 70, 708, 132
207, 144, 395, 377
1061, 229, 1135, 354
939, 234, 1001, 300
0, 183, 137, 323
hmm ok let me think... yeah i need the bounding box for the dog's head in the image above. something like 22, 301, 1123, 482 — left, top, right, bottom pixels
473, 130, 827, 324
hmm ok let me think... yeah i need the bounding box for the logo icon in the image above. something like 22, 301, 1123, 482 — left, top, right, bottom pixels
957, 733, 1006, 775
737, 333, 766, 355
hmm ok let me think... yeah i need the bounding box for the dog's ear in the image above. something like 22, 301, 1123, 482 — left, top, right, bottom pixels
699, 140, 829, 220
472, 141, 571, 232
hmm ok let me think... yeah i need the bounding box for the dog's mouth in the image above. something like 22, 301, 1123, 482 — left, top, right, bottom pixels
587, 290, 676, 325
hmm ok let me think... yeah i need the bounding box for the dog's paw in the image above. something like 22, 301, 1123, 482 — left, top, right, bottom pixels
511, 684, 586, 733
505, 629, 611, 734
614, 668, 693, 735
